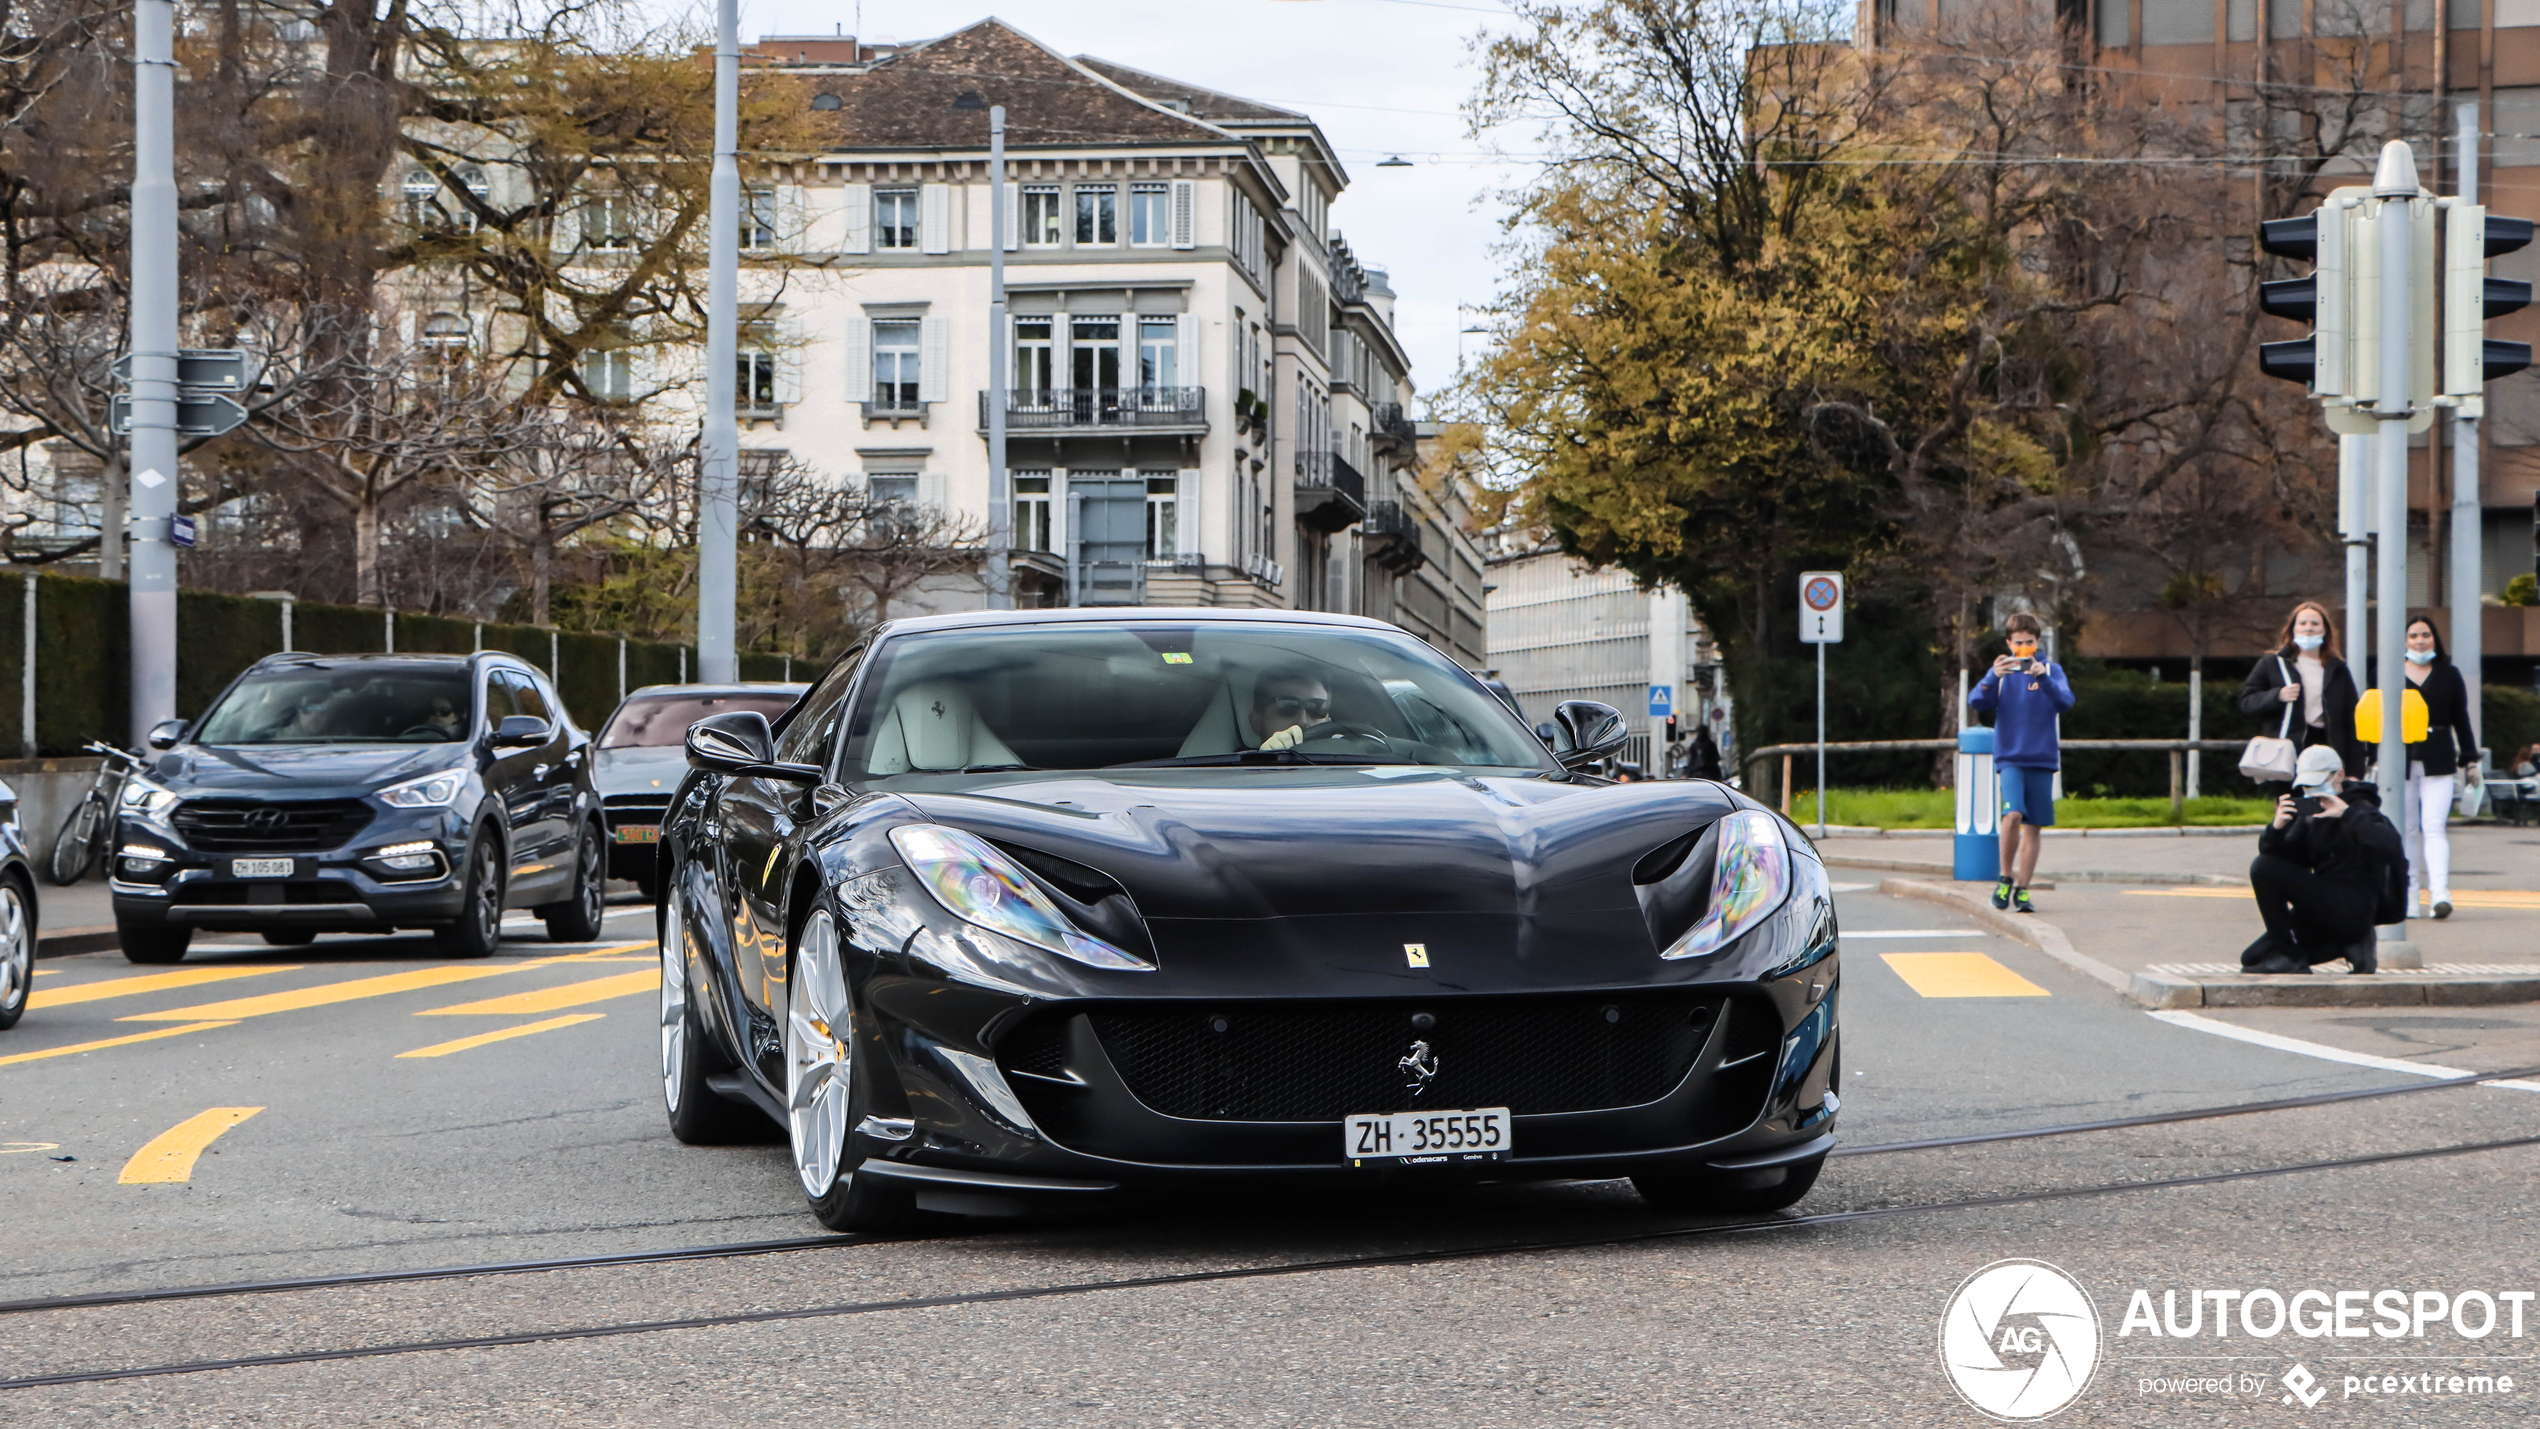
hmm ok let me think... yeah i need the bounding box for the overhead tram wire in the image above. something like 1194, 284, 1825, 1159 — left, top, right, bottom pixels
3, 1060, 2536, 1322
12, 1127, 2540, 1392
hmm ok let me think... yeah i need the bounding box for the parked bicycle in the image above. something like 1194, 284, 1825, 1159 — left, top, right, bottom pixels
49, 741, 150, 886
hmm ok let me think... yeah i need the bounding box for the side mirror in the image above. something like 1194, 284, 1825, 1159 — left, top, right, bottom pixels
1535, 721, 1560, 744
685, 710, 823, 784
1549, 700, 1630, 772
146, 718, 187, 751
491, 715, 553, 748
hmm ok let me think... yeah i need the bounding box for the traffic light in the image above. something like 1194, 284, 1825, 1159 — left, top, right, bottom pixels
2443, 207, 2534, 394
2257, 211, 2345, 392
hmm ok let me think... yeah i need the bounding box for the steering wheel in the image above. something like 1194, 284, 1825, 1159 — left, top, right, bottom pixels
1295, 720, 1394, 751
397, 725, 448, 740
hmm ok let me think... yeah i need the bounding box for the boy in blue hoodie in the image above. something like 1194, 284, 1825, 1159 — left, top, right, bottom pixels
1968, 612, 2077, 913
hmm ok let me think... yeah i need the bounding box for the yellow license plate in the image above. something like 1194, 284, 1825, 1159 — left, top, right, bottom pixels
613, 824, 660, 844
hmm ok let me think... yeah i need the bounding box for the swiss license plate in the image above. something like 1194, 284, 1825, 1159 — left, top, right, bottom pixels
1344, 1107, 1511, 1166
613, 824, 660, 844
230, 858, 295, 878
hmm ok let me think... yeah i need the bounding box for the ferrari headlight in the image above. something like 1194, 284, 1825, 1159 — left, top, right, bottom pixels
1659, 811, 1793, 961
887, 824, 1152, 971
378, 770, 466, 808
118, 778, 178, 818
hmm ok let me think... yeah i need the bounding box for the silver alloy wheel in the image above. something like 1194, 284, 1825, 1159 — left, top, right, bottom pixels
660, 884, 687, 1114
785, 910, 853, 1198
0, 884, 27, 1013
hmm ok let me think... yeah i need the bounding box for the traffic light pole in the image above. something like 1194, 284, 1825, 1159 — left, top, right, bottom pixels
2452, 100, 2484, 783
695, 0, 739, 684
2372, 142, 2418, 962
986, 106, 1011, 611
2340, 432, 2369, 690
126, 0, 178, 747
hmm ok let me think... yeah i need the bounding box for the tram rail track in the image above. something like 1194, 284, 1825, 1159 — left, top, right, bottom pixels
8, 1060, 2540, 1392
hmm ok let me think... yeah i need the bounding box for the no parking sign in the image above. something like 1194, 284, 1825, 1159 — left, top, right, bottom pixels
1798, 572, 1844, 643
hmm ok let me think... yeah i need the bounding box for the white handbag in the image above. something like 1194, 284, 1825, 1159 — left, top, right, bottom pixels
2238, 657, 2301, 783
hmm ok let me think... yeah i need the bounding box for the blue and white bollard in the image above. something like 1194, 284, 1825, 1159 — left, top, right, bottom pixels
1953, 727, 2000, 882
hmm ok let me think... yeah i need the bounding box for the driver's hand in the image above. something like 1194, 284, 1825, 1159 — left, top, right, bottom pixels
1262, 725, 1306, 751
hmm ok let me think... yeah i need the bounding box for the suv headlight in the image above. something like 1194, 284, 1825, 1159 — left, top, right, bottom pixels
1659, 811, 1794, 960
118, 778, 178, 818
378, 770, 466, 808
887, 824, 1152, 971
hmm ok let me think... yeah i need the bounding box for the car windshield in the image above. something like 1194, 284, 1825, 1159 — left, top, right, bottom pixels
601, 690, 802, 749
839, 622, 1556, 777
194, 664, 475, 745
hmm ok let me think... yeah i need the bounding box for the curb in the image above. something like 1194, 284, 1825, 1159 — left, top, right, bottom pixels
1814, 825, 2267, 839
1831, 857, 2234, 888
1874, 878, 2133, 997
37, 924, 119, 959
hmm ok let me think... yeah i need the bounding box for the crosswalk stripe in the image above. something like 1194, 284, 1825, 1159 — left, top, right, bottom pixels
118, 1106, 263, 1184
28, 965, 299, 1011
397, 1014, 607, 1059
417, 969, 659, 1016
1880, 951, 2052, 998
0, 1021, 238, 1067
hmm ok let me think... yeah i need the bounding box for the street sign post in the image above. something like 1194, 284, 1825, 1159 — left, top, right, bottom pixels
1646, 683, 1673, 718
1798, 572, 1844, 837
109, 392, 246, 439
112, 349, 246, 392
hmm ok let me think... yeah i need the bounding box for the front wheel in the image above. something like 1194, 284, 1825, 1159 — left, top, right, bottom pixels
661, 881, 762, 1145
1633, 1153, 1826, 1217
433, 831, 504, 959
0, 880, 33, 1029
539, 823, 606, 943
118, 923, 192, 965
786, 908, 914, 1233
47, 795, 105, 886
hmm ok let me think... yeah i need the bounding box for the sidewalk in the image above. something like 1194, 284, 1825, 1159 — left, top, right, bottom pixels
1873, 823, 2540, 1009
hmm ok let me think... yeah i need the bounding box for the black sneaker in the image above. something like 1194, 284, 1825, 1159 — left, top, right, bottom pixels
2248, 952, 2312, 975
1991, 880, 2013, 911
2012, 887, 2037, 915
2433, 900, 2453, 921
2347, 941, 2378, 975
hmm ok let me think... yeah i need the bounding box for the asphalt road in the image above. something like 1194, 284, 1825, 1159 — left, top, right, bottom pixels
5, 882, 2537, 1425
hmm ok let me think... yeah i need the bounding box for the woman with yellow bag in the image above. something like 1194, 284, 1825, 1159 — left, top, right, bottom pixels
2357, 619, 2482, 919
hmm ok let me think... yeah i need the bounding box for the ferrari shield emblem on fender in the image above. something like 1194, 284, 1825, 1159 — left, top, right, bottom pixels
1403, 943, 1429, 968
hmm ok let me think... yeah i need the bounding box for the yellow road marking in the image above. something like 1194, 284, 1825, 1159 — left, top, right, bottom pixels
1881, 952, 2051, 998
0, 1021, 238, 1067
29, 965, 300, 1011
119, 1106, 263, 1184
397, 1013, 606, 1058
117, 965, 529, 1022
417, 969, 659, 1016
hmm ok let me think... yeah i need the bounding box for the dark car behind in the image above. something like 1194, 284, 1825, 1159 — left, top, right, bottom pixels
591, 683, 804, 899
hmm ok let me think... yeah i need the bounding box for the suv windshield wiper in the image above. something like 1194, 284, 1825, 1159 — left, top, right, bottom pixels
1107, 751, 1417, 769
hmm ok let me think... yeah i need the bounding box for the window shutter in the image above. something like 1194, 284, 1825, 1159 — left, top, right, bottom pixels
1170, 180, 1197, 249
920, 183, 951, 254
1177, 468, 1197, 557
843, 317, 872, 403
776, 318, 805, 406
918, 471, 948, 512
919, 314, 948, 404
1002, 182, 1019, 251
843, 183, 872, 254
1175, 314, 1198, 392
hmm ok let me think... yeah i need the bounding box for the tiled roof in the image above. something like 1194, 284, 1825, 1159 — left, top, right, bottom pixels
1069, 58, 1308, 124
797, 19, 1238, 151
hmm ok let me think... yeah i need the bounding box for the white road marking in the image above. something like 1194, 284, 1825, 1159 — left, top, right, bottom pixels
2148, 1009, 2540, 1092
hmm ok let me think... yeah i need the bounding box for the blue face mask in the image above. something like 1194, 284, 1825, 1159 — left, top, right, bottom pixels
2406, 647, 2437, 665
2293, 634, 2324, 651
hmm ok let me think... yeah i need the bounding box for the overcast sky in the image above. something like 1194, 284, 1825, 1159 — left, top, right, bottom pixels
723, 0, 1530, 405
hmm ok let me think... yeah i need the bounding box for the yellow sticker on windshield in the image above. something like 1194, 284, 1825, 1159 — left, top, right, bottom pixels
1160, 652, 1193, 664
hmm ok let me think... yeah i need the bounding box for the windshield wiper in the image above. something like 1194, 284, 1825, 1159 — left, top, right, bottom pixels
956, 763, 1039, 773
1107, 751, 1416, 769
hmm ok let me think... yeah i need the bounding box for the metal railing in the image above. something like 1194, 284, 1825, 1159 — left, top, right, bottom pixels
1740, 738, 2256, 823
1371, 401, 1418, 452
977, 387, 1206, 431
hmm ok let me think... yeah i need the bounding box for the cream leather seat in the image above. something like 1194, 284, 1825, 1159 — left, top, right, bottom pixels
864, 680, 1024, 774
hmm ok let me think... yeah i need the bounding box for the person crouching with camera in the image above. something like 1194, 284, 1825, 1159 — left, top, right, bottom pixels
2242, 745, 2406, 976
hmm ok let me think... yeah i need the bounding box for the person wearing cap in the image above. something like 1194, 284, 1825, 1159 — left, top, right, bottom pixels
2242, 744, 2406, 975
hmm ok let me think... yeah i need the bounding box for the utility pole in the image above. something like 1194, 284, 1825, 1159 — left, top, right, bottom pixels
2371, 141, 2417, 966
696, 0, 740, 682
2341, 432, 2370, 690
2452, 100, 2485, 780
125, 0, 178, 747
986, 106, 1011, 610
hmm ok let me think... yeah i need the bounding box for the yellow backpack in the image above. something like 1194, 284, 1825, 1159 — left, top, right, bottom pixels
2353, 688, 2430, 744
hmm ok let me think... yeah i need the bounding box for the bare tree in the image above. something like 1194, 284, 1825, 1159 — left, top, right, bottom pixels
461, 407, 676, 625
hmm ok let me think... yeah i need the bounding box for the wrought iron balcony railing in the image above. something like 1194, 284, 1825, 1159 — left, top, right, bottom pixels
977, 387, 1206, 431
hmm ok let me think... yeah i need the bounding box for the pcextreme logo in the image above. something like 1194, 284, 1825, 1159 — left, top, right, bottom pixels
1940, 1259, 2104, 1422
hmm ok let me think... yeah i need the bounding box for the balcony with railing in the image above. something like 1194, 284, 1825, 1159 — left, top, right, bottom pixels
1294, 447, 1366, 533
1369, 402, 1419, 456
976, 387, 1207, 434
1364, 499, 1427, 574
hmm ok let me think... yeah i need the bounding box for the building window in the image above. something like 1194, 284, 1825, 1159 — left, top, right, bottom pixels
1014, 471, 1053, 552
582, 194, 634, 250
876, 188, 918, 249
1130, 184, 1170, 247
1138, 317, 1178, 392
1144, 473, 1178, 559
738, 350, 776, 408
869, 473, 918, 508
1022, 186, 1062, 247
1070, 315, 1120, 391
420, 313, 469, 349
1014, 317, 1054, 396
1075, 184, 1117, 246
581, 347, 633, 402
873, 319, 921, 408
742, 185, 776, 250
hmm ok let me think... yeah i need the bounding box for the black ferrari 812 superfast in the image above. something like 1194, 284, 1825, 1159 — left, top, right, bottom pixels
657, 609, 1838, 1230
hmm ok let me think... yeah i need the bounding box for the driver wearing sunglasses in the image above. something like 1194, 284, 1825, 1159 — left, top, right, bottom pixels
1251, 670, 1336, 752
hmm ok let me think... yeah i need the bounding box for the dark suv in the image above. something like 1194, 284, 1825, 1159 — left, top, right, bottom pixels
109, 652, 606, 963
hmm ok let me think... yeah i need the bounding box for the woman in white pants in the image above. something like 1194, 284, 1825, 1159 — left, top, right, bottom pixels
2399, 618, 2482, 919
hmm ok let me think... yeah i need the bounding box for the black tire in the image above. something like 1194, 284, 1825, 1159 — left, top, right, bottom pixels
0, 879, 34, 1030
1633, 1153, 1826, 1216
47, 795, 104, 886
539, 823, 607, 943
790, 909, 917, 1234
261, 930, 317, 947
433, 830, 505, 959
118, 923, 192, 965
661, 880, 764, 1145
